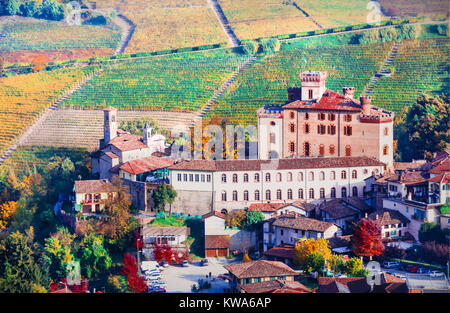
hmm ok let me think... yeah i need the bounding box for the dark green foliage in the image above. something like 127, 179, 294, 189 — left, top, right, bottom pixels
152, 182, 177, 213
19, 0, 39, 17
38, 0, 64, 21
1, 0, 21, 15
244, 210, 264, 231
78, 234, 112, 279
419, 222, 449, 244
243, 41, 259, 55
305, 251, 325, 273
261, 38, 281, 54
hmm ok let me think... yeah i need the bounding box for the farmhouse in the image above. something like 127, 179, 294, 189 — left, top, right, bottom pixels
73, 179, 118, 214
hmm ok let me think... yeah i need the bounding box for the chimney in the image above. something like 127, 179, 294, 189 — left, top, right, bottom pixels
365, 212, 368, 218
342, 87, 355, 99
375, 214, 379, 220
360, 95, 372, 115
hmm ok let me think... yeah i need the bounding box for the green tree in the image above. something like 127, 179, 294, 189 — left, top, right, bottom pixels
419, 222, 449, 244
20, 0, 40, 17
78, 234, 112, 279
2, 0, 21, 15
344, 257, 369, 277
0, 231, 48, 292
305, 251, 325, 273
243, 41, 259, 55
44, 236, 74, 280
152, 182, 177, 216
244, 211, 264, 230
261, 38, 280, 54
39, 0, 65, 20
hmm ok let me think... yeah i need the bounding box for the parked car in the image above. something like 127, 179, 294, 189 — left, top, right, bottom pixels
382, 261, 400, 269
161, 261, 169, 268
181, 260, 189, 267
145, 272, 162, 281
429, 270, 445, 277
416, 267, 429, 274
144, 269, 160, 275
406, 265, 419, 273
393, 273, 406, 279
200, 259, 209, 266
149, 280, 167, 288
148, 286, 165, 293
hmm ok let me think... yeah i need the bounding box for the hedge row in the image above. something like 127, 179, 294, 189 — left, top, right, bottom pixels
240, 16, 425, 44
389, 258, 446, 271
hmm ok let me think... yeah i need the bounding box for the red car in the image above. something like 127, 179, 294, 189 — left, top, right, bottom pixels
406, 265, 419, 273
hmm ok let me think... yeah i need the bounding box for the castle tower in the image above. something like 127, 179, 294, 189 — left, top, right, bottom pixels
103, 106, 117, 145
342, 87, 355, 99
142, 122, 152, 146
360, 95, 372, 115
300, 71, 327, 101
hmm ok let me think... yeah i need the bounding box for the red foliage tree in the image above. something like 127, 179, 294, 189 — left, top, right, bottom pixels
133, 230, 143, 250
121, 253, 138, 277
153, 243, 165, 263
352, 218, 384, 259
127, 274, 147, 293
173, 249, 189, 264
162, 244, 174, 263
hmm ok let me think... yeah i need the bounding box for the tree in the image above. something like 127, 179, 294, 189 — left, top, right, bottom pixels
344, 257, 368, 277
127, 274, 147, 293
244, 211, 264, 231
44, 235, 74, 280
261, 38, 280, 54
242, 253, 252, 262
31, 54, 47, 73
120, 253, 147, 293
352, 218, 384, 260
243, 41, 259, 55
120, 253, 138, 277
0, 231, 48, 292
0, 201, 18, 231
382, 245, 406, 260
293, 237, 332, 269
20, 0, 40, 17
39, 0, 65, 20
420, 241, 450, 265
419, 222, 449, 244
225, 210, 246, 229
152, 182, 177, 216
305, 251, 325, 273
78, 234, 112, 279
2, 0, 21, 15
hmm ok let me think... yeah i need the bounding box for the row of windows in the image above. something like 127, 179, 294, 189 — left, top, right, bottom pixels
220, 186, 362, 202
221, 169, 367, 183
177, 173, 212, 183
289, 142, 352, 157
289, 111, 344, 122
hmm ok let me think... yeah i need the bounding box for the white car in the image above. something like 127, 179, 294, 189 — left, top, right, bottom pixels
382, 261, 400, 269
149, 280, 166, 288
429, 271, 445, 277
145, 273, 162, 281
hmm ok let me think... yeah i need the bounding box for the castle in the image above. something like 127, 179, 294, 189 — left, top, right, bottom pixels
257, 71, 394, 169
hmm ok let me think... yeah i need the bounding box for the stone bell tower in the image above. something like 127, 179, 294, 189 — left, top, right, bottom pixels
300, 71, 327, 102
103, 106, 117, 146
142, 122, 152, 146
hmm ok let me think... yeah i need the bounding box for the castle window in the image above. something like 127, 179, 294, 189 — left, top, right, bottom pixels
341, 170, 347, 179
232, 191, 238, 201
290, 111, 295, 119
319, 171, 325, 181
195, 174, 199, 182
232, 174, 238, 183
352, 170, 357, 179
201, 174, 205, 182
319, 144, 325, 156
189, 174, 194, 182
383, 145, 389, 156
344, 114, 352, 122
276, 173, 282, 182
177, 174, 182, 182
341, 187, 347, 198
289, 142, 295, 153
289, 123, 296, 133
305, 112, 309, 120
298, 172, 304, 181
276, 189, 282, 200
344, 126, 352, 136
328, 125, 336, 135
183, 174, 188, 181
221, 191, 227, 201
330, 171, 336, 180
352, 187, 358, 197
287, 189, 293, 200
265, 173, 271, 182
207, 175, 211, 182
254, 190, 260, 201
244, 173, 249, 182
329, 145, 336, 155
270, 132, 276, 144
304, 142, 310, 156
384, 127, 389, 136
345, 145, 352, 156
308, 89, 313, 99
304, 123, 310, 134
287, 172, 293, 182
308, 172, 314, 181
221, 174, 227, 183
266, 190, 271, 201
243, 190, 249, 201
309, 188, 315, 199
317, 124, 326, 134
298, 188, 304, 199
328, 113, 335, 121
320, 188, 325, 199
254, 173, 260, 182
331, 188, 336, 198
318, 113, 326, 120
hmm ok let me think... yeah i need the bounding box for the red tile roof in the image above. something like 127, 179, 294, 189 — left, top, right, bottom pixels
263, 245, 295, 260
240, 280, 311, 293
104, 152, 119, 159
224, 260, 298, 279
120, 156, 174, 175
317, 277, 370, 293
318, 199, 361, 220
368, 209, 410, 227
428, 172, 450, 183
283, 89, 362, 111
248, 202, 285, 213
204, 235, 230, 249
202, 211, 227, 220
429, 158, 450, 174
74, 179, 117, 194
272, 213, 336, 232
108, 133, 148, 151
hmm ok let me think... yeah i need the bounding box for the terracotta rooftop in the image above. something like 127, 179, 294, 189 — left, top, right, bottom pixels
394, 161, 425, 172
281, 201, 316, 212
204, 235, 230, 249
386, 171, 428, 184
119, 156, 174, 175
263, 245, 295, 260
104, 152, 119, 159
74, 179, 117, 194
169, 156, 384, 172
142, 226, 187, 237
429, 172, 450, 183
108, 133, 148, 151
247, 202, 285, 213
318, 273, 406, 293
282, 89, 362, 111
318, 199, 363, 220
272, 213, 336, 232
224, 260, 298, 279
368, 209, 410, 227
428, 157, 450, 174
240, 280, 311, 293
202, 211, 227, 220
327, 235, 352, 249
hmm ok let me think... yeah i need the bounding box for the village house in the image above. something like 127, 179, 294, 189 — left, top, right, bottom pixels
257, 71, 394, 169
317, 274, 408, 293
263, 212, 340, 251
247, 201, 316, 220
367, 209, 410, 240
73, 179, 118, 214
239, 279, 311, 293
141, 226, 189, 247
223, 260, 298, 293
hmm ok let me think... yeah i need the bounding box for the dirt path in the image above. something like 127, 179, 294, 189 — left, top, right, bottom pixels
208, 0, 240, 47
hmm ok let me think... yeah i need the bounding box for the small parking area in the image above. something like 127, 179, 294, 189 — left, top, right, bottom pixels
160, 258, 237, 293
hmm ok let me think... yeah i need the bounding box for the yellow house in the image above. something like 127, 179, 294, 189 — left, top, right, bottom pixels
74, 179, 118, 214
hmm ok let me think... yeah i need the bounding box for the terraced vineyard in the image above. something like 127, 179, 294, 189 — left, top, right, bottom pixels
0, 17, 121, 64
205, 41, 394, 125
22, 109, 196, 150
0, 66, 98, 155
120, 0, 230, 53
371, 38, 449, 113
0, 145, 89, 177
60, 50, 251, 112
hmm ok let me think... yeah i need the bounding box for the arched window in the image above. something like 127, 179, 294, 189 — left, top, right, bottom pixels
276, 172, 282, 182
254, 173, 260, 182
276, 189, 282, 200
265, 173, 271, 182
298, 172, 304, 181
341, 170, 347, 179
289, 142, 295, 153
345, 145, 351, 156
304, 142, 310, 156
308, 172, 314, 181
289, 123, 295, 133
243, 173, 249, 182
319, 144, 325, 156
305, 112, 309, 120
243, 190, 249, 201
232, 174, 238, 183
319, 171, 325, 181
254, 190, 260, 201
287, 189, 293, 200
352, 170, 357, 179
232, 190, 238, 201
298, 188, 304, 199
221, 209, 228, 215
341, 187, 347, 198
383, 145, 389, 156
309, 188, 315, 199
329, 145, 336, 155
221, 174, 227, 183
304, 124, 310, 134
331, 188, 336, 198
352, 187, 358, 197
221, 191, 227, 201
290, 111, 295, 119
330, 171, 336, 180
320, 188, 325, 199
287, 172, 293, 182
265, 190, 271, 201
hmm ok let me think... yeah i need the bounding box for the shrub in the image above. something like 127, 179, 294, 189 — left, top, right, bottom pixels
420, 241, 450, 265
243, 41, 259, 55
436, 24, 448, 36
419, 222, 449, 244
382, 245, 406, 260
261, 38, 280, 54
39, 0, 65, 21
20, 0, 40, 17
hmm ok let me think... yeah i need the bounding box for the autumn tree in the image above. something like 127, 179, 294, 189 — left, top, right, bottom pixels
44, 235, 74, 280
242, 253, 252, 262
0, 201, 18, 231
293, 237, 332, 269
120, 253, 146, 293
78, 234, 112, 279
352, 218, 384, 260
31, 54, 47, 73
152, 182, 177, 216
225, 210, 246, 229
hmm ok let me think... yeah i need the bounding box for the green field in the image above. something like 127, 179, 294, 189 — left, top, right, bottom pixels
60, 50, 250, 112
205, 41, 394, 125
